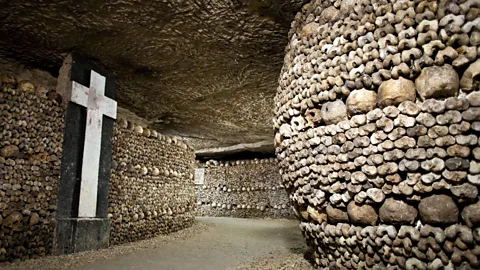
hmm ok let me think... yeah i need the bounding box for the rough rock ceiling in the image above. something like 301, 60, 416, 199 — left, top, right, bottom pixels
0, 0, 307, 152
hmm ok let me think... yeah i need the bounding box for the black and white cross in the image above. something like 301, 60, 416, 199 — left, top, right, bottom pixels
54, 53, 116, 254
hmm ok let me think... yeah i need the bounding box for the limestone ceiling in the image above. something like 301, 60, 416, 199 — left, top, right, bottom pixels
0, 0, 307, 153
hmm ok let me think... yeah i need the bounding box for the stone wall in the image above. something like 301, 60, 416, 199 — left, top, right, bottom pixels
0, 69, 196, 262
274, 0, 480, 269
108, 120, 196, 245
0, 73, 64, 262
196, 158, 293, 219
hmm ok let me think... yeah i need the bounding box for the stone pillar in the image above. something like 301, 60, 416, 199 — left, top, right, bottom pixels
274, 1, 480, 269
54, 53, 116, 254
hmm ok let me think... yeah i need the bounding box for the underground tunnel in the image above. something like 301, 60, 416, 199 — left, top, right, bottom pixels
1, 0, 480, 269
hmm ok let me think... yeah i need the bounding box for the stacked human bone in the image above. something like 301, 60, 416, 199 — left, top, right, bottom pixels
0, 74, 64, 262
274, 0, 480, 268
108, 119, 196, 245
0, 68, 197, 260
196, 158, 294, 219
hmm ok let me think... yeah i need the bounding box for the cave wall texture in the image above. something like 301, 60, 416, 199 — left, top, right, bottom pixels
0, 67, 196, 262
274, 0, 480, 268
196, 158, 294, 219
0, 0, 308, 151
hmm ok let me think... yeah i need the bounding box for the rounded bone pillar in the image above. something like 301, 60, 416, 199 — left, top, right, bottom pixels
274, 0, 480, 268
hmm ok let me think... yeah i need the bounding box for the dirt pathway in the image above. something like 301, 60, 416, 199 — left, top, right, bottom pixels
74, 217, 305, 270
3, 217, 310, 270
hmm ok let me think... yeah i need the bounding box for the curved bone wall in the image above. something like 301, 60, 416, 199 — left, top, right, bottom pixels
274, 0, 480, 268
0, 74, 63, 263
109, 120, 196, 245
0, 66, 196, 262
196, 158, 294, 219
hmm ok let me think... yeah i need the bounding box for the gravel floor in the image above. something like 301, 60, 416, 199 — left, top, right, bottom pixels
233, 251, 316, 270
1, 217, 313, 270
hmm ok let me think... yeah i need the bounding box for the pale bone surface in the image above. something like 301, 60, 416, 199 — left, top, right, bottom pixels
0, 0, 307, 151
274, 0, 480, 268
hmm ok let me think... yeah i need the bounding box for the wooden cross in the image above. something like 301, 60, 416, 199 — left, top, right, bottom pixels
71, 70, 117, 217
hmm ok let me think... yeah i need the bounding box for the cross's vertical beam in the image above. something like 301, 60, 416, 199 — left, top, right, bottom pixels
78, 71, 106, 217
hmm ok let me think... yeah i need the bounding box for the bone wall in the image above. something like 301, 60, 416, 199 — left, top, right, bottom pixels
109, 120, 196, 245
274, 0, 480, 268
0, 73, 64, 263
196, 158, 294, 219
0, 69, 196, 262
